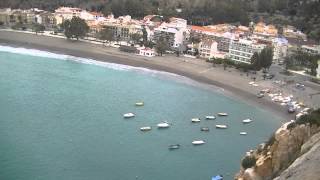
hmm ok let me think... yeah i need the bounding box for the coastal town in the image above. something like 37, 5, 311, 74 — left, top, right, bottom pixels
1, 6, 319, 114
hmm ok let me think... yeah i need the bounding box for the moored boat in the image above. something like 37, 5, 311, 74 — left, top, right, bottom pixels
140, 126, 152, 131
191, 118, 201, 122
212, 175, 223, 180
200, 127, 210, 131
216, 124, 228, 129
288, 106, 296, 113
240, 132, 247, 135
168, 144, 180, 150
135, 102, 144, 106
123, 112, 135, 118
217, 113, 228, 116
192, 140, 206, 145
256, 93, 264, 98
242, 119, 253, 124
205, 115, 216, 120
157, 121, 170, 128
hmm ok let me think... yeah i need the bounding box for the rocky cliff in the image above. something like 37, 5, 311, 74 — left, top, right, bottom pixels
235, 121, 320, 180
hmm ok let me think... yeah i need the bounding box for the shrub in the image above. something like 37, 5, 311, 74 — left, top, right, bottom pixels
286, 122, 296, 130
265, 133, 276, 147
296, 109, 320, 126
241, 155, 256, 169
214, 58, 224, 64
310, 78, 320, 84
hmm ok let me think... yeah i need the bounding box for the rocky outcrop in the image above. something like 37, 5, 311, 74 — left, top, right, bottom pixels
235, 122, 320, 180
273, 131, 320, 180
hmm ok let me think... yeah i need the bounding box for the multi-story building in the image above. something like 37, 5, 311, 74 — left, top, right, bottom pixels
153, 17, 187, 49
301, 45, 320, 55
54, 7, 82, 21
190, 25, 238, 52
0, 8, 12, 25
101, 15, 143, 41
198, 39, 226, 59
283, 25, 307, 41
228, 39, 266, 64
253, 22, 278, 38
272, 37, 288, 62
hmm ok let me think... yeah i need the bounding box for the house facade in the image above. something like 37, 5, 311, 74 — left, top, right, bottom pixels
273, 37, 288, 62
198, 39, 226, 59
301, 45, 320, 55
228, 39, 266, 64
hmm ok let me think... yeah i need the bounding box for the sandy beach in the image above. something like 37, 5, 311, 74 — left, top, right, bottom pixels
0, 30, 295, 120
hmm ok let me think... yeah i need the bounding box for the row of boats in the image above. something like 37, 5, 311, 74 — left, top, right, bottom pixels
123, 102, 252, 151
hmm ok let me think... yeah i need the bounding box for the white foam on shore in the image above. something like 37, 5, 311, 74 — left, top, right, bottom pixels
0, 45, 224, 92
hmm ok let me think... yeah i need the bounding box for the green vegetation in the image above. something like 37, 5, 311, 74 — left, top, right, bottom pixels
155, 37, 169, 56
250, 47, 274, 72
130, 33, 142, 45
62, 17, 89, 40
296, 109, 320, 126
265, 133, 276, 147
98, 28, 114, 44
286, 51, 320, 76
241, 155, 256, 169
32, 23, 45, 34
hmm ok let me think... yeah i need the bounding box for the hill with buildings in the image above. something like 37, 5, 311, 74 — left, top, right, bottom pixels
0, 0, 319, 41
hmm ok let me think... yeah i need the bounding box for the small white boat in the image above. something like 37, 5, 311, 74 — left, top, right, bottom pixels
123, 112, 135, 118
191, 118, 201, 123
157, 122, 170, 128
192, 140, 206, 145
140, 126, 152, 131
135, 102, 144, 106
216, 124, 228, 129
242, 119, 253, 124
217, 113, 228, 116
168, 144, 180, 150
205, 115, 216, 120
200, 127, 210, 131
240, 132, 247, 135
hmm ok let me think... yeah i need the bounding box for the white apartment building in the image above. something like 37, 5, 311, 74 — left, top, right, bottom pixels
54, 7, 82, 24
273, 37, 288, 62
301, 45, 320, 55
153, 18, 187, 49
228, 39, 266, 64
198, 39, 225, 59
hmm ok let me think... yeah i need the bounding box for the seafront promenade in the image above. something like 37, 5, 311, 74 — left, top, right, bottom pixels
1, 30, 319, 120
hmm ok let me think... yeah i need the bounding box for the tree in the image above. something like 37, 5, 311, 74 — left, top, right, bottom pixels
142, 26, 148, 47
62, 17, 89, 40
241, 155, 256, 169
130, 33, 142, 45
250, 52, 261, 71
260, 47, 274, 71
155, 37, 169, 56
32, 23, 45, 35
98, 28, 114, 45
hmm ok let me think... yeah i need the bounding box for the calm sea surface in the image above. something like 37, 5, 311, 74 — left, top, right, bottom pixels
0, 46, 282, 180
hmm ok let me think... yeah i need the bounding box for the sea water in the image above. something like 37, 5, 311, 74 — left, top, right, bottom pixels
0, 46, 282, 180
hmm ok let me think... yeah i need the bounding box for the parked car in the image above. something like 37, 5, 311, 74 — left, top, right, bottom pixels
265, 74, 275, 79
295, 83, 305, 90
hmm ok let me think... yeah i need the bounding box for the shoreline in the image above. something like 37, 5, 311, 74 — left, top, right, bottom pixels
0, 30, 294, 120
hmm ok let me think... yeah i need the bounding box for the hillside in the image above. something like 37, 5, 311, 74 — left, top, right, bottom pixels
0, 0, 319, 41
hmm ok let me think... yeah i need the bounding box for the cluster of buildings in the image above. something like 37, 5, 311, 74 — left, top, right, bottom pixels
0, 7, 319, 71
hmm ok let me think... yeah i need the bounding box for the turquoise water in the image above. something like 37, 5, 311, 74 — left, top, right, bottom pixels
0, 46, 281, 180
